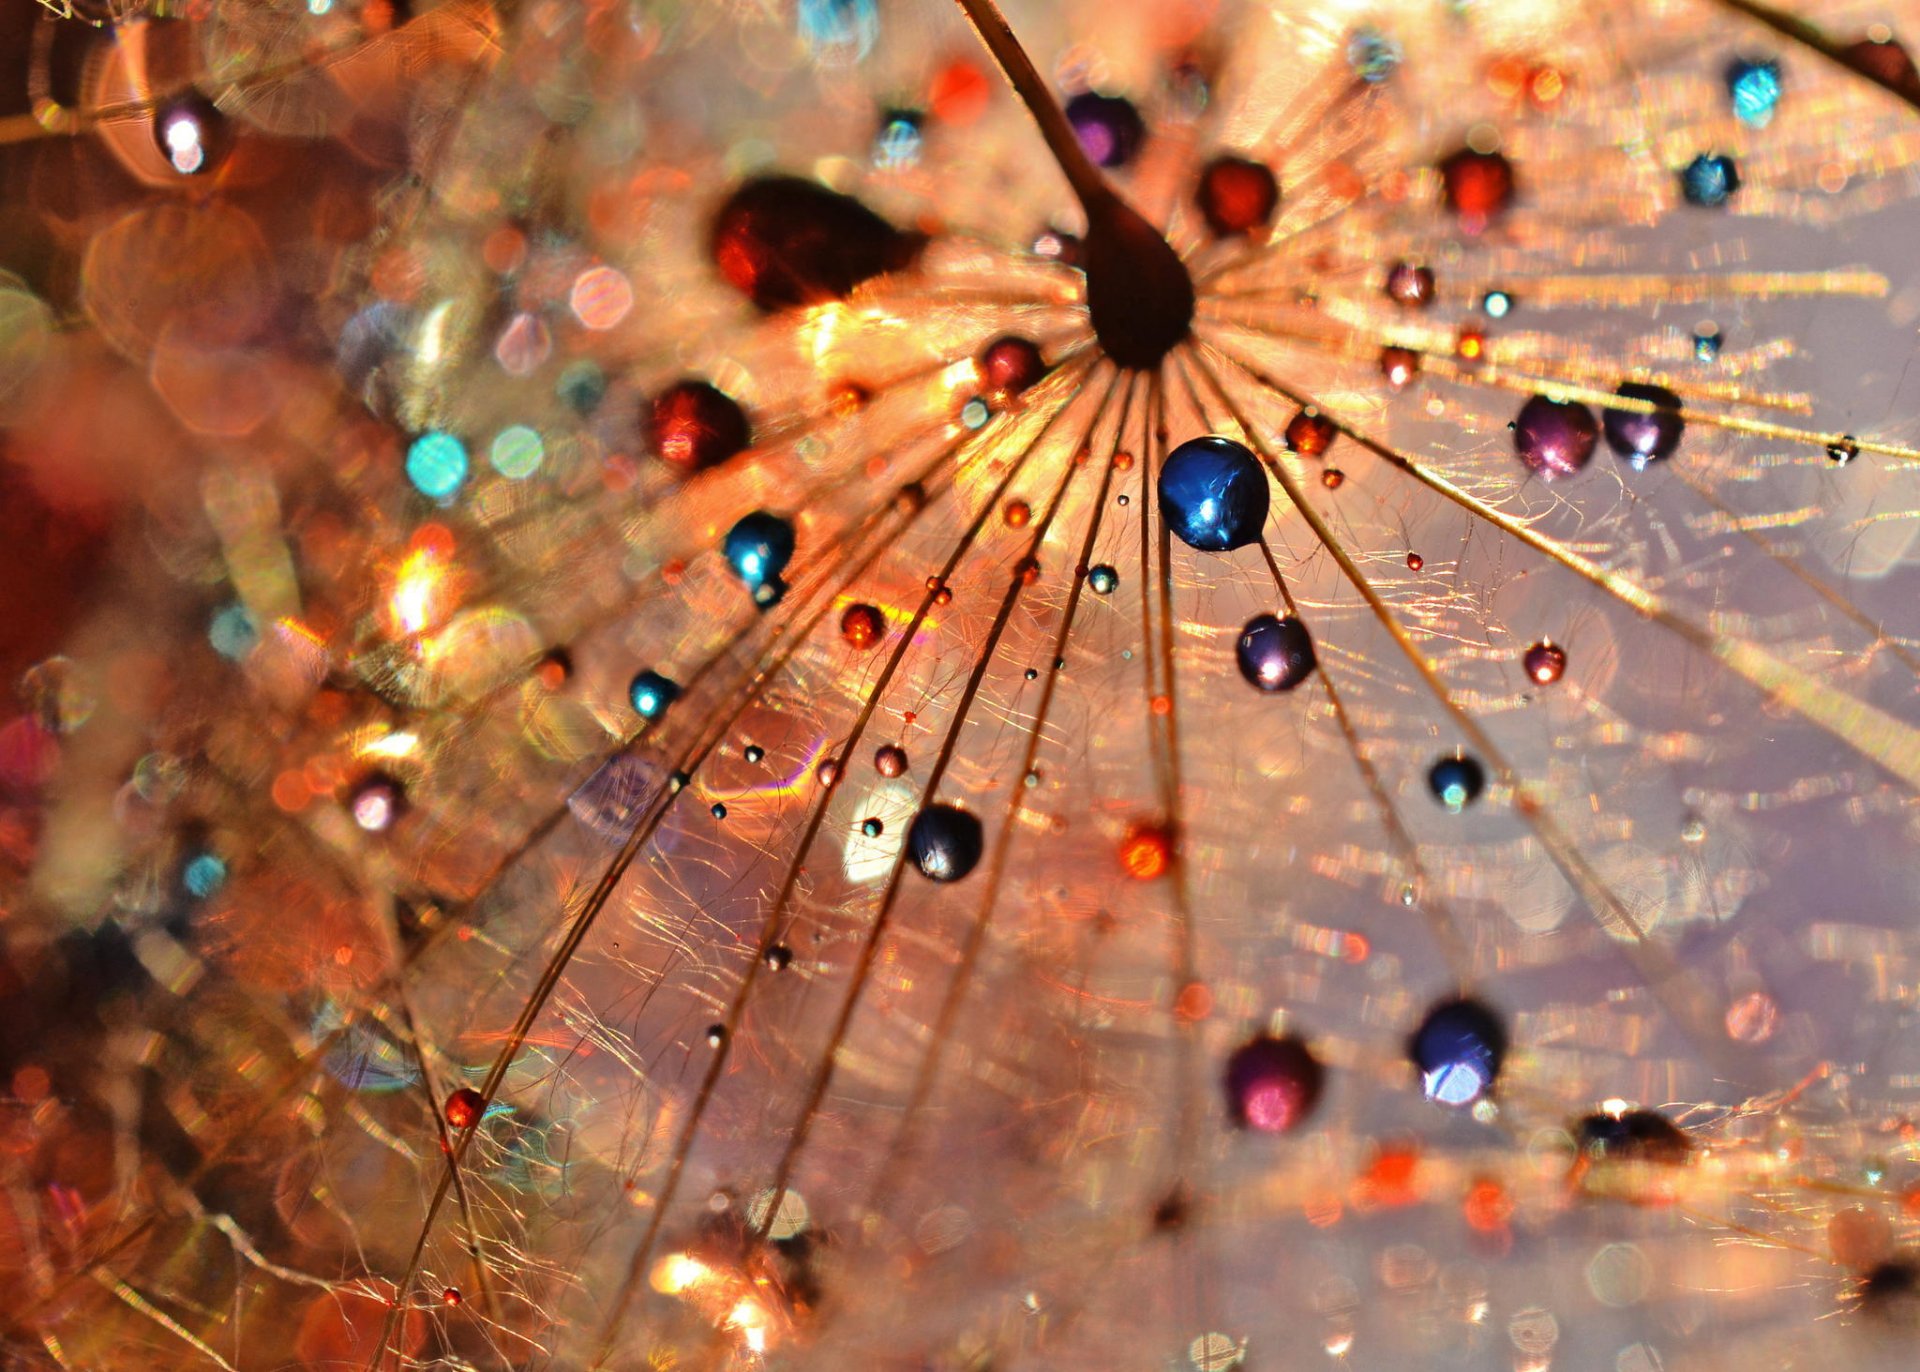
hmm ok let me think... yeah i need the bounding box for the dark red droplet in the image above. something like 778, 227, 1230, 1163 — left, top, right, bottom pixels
1196, 155, 1280, 237
1513, 395, 1598, 481
875, 744, 908, 778
1439, 147, 1516, 227
1285, 407, 1336, 456
445, 1088, 486, 1130
649, 380, 751, 472
1844, 35, 1920, 101
979, 336, 1048, 396
840, 603, 884, 649
1523, 640, 1567, 685
710, 175, 926, 312
152, 90, 235, 176
1384, 260, 1436, 308
1380, 346, 1420, 390
1223, 1034, 1324, 1133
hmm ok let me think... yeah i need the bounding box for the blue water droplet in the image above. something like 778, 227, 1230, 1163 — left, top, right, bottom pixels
1409, 998, 1507, 1106
208, 602, 259, 661
182, 852, 227, 899
1725, 56, 1783, 128
724, 511, 796, 589
1428, 754, 1485, 811
1157, 436, 1270, 552
1679, 153, 1740, 207
628, 670, 680, 721
407, 431, 469, 500
798, 0, 877, 63
1088, 565, 1119, 595
1347, 28, 1402, 83
907, 803, 984, 881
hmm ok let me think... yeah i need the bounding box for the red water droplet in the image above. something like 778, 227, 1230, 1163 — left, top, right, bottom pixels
445, 1088, 485, 1130
1120, 822, 1172, 879
875, 744, 908, 778
1379, 346, 1420, 390
1196, 155, 1280, 237
1439, 147, 1516, 228
840, 603, 884, 649
1523, 640, 1567, 685
1285, 407, 1336, 456
649, 380, 750, 472
979, 336, 1047, 397
710, 175, 926, 312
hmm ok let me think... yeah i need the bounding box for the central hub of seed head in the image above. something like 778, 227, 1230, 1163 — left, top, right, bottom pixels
951, 0, 1194, 370
1083, 191, 1196, 370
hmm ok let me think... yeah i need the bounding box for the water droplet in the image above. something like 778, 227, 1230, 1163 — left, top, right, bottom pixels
1679, 153, 1741, 207
1195, 155, 1280, 237
1513, 395, 1599, 481
1428, 754, 1486, 811
860, 816, 883, 838
1438, 146, 1516, 227
1284, 407, 1335, 456
1523, 640, 1567, 685
907, 803, 985, 881
1223, 1034, 1324, 1133
875, 744, 908, 777
1385, 260, 1436, 308
710, 175, 924, 312
348, 774, 405, 833
1236, 614, 1316, 692
841, 603, 884, 649
1603, 381, 1684, 467
1725, 56, 1783, 127
979, 336, 1048, 396
1347, 28, 1402, 83
724, 511, 796, 590
628, 670, 680, 721
649, 380, 751, 472
1088, 564, 1119, 595
1065, 91, 1146, 168
1158, 436, 1270, 551
1409, 998, 1507, 1106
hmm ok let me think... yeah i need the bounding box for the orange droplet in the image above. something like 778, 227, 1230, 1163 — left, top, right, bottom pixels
1304, 1190, 1343, 1228
271, 769, 311, 812
929, 58, 992, 125
1003, 499, 1031, 528
1464, 1177, 1512, 1232
1173, 981, 1212, 1021
1360, 1143, 1422, 1208
1120, 822, 1172, 879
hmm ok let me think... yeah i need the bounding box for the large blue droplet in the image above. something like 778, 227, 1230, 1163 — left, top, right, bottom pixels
1409, 998, 1506, 1106
907, 803, 984, 881
1679, 153, 1740, 208
628, 670, 680, 721
1236, 614, 1316, 691
1725, 56, 1782, 128
724, 511, 796, 589
1158, 436, 1269, 552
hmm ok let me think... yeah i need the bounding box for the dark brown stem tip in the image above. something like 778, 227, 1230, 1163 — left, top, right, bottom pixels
1083, 193, 1195, 369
